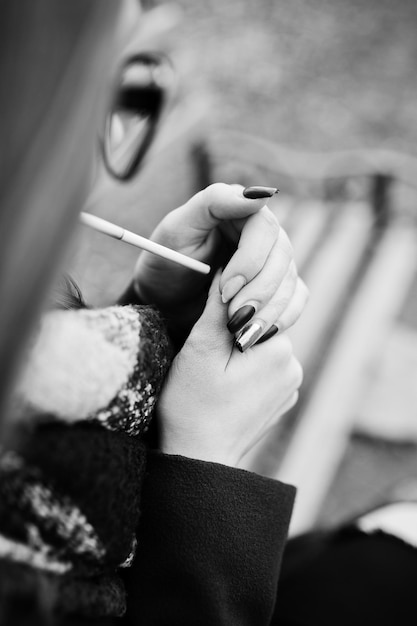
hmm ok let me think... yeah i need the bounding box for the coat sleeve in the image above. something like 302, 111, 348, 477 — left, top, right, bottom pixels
123, 451, 295, 626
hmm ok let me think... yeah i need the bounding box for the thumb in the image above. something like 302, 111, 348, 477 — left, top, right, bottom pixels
171, 183, 267, 237
191, 270, 234, 356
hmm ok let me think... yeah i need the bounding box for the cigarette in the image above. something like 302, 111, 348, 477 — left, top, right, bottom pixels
79, 212, 211, 275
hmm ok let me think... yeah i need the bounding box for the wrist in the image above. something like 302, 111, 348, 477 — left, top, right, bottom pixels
159, 425, 239, 467
162, 446, 238, 468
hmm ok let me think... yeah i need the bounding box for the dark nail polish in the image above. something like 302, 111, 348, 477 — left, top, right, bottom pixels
227, 305, 255, 334
243, 186, 279, 199
255, 324, 279, 345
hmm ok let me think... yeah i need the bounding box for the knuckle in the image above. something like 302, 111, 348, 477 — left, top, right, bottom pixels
241, 249, 268, 272
275, 334, 293, 362
253, 285, 280, 310
251, 301, 281, 327
278, 279, 310, 330
277, 266, 297, 300
288, 260, 298, 281
261, 273, 283, 300
204, 183, 230, 210
268, 290, 292, 322
267, 300, 283, 321
278, 227, 294, 258
283, 307, 301, 330
299, 278, 310, 303
275, 301, 289, 322
260, 268, 295, 310
260, 207, 280, 237
182, 328, 202, 356
288, 391, 299, 411
291, 358, 304, 389
277, 278, 295, 305
160, 207, 181, 229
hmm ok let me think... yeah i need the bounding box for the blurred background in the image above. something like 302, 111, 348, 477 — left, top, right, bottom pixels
174, 0, 417, 154
71, 0, 417, 536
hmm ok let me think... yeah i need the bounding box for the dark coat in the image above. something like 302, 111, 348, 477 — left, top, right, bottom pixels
123, 451, 295, 626
274, 522, 417, 625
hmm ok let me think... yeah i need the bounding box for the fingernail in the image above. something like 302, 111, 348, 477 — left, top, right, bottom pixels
221, 275, 246, 304
255, 324, 279, 345
235, 322, 264, 352
227, 305, 255, 334
243, 186, 279, 199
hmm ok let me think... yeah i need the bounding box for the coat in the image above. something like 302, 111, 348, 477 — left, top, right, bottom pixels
0, 303, 295, 625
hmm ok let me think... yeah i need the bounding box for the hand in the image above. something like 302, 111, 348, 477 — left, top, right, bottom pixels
131, 183, 308, 347
156, 273, 304, 467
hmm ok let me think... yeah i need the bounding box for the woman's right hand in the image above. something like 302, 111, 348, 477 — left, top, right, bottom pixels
157, 273, 304, 467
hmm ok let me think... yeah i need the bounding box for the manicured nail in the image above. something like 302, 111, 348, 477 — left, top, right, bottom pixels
243, 186, 279, 199
255, 324, 279, 345
235, 322, 264, 352
221, 275, 246, 304
227, 305, 255, 334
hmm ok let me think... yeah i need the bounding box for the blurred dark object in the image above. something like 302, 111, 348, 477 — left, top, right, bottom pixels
0, 0, 119, 433
275, 525, 417, 626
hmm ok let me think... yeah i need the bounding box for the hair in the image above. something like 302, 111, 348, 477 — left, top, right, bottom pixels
0, 0, 120, 435
52, 276, 86, 311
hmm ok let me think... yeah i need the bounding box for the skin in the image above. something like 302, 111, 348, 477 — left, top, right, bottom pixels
133, 183, 308, 339
131, 185, 307, 466
108, 4, 309, 467
157, 271, 304, 466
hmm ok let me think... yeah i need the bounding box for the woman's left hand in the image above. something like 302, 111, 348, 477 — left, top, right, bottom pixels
131, 183, 308, 348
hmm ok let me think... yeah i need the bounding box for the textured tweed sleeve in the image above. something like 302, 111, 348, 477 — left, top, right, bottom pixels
0, 305, 172, 622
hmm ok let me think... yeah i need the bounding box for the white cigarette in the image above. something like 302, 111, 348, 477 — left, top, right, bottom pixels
79, 212, 211, 275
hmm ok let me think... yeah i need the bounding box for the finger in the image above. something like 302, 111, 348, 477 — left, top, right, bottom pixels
226, 253, 296, 335
234, 275, 307, 352
198, 269, 227, 326
251, 274, 308, 339
189, 270, 233, 358
135, 184, 278, 290
219, 206, 282, 303
279, 390, 300, 415
275, 277, 309, 333
164, 183, 272, 251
